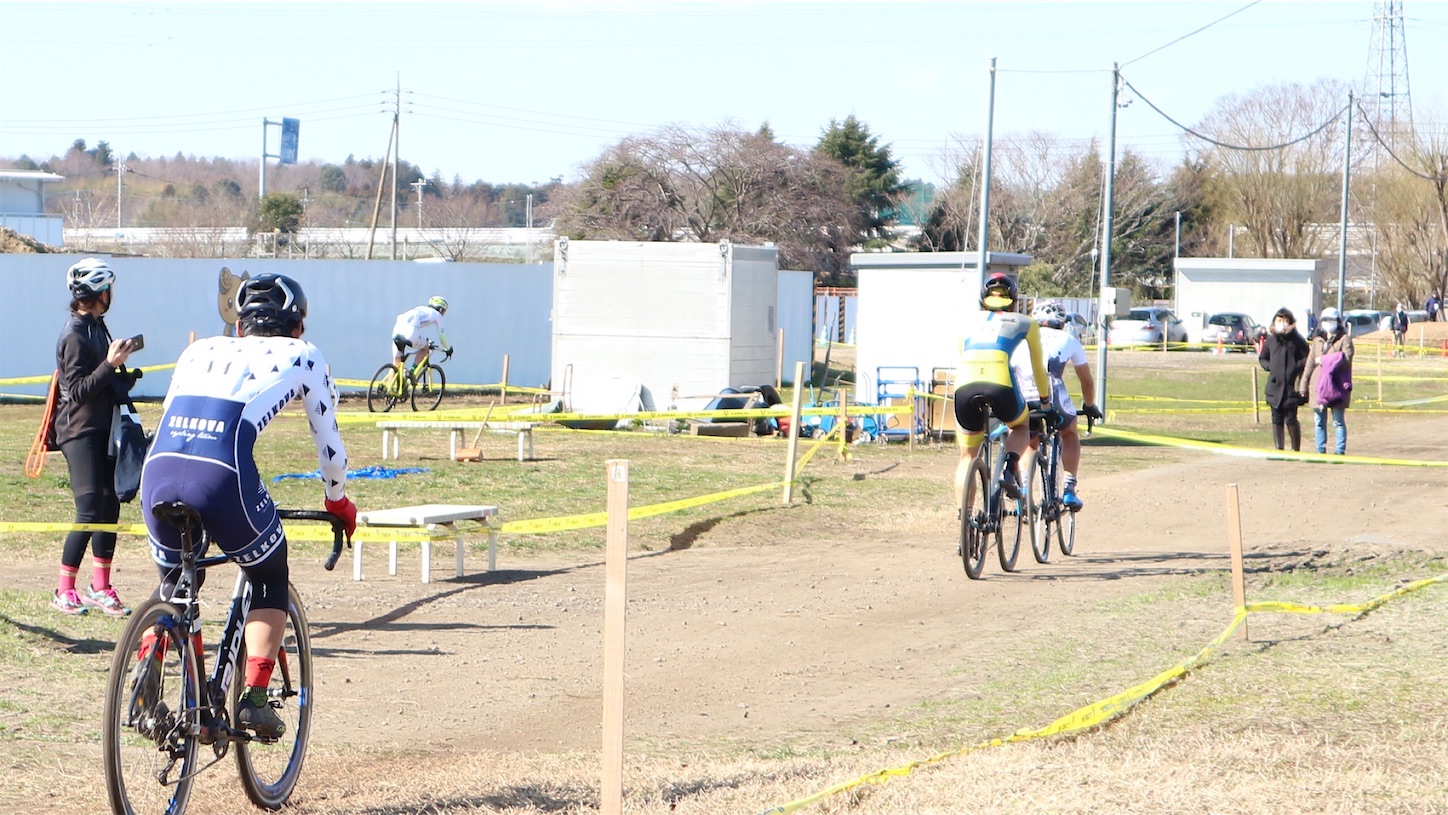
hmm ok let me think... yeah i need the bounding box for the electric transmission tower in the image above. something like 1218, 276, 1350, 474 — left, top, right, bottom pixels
1365, 0, 1413, 146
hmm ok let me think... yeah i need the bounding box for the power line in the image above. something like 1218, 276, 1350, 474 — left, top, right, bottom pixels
1119, 74, 1347, 152
1122, 1, 1263, 67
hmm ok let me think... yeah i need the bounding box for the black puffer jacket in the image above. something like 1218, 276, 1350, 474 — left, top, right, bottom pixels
54, 312, 130, 446
1258, 328, 1310, 410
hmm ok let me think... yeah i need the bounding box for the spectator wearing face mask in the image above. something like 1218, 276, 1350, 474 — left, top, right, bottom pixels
1300, 307, 1355, 455
1258, 307, 1310, 451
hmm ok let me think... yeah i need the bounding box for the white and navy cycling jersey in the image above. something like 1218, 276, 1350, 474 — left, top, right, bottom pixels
1009, 325, 1087, 417
140, 335, 347, 569
390, 305, 446, 354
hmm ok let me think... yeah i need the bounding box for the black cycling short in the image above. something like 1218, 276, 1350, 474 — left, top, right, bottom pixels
953, 382, 1027, 434
392, 335, 414, 356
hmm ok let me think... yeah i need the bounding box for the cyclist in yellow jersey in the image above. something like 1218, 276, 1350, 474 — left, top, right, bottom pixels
953, 272, 1051, 510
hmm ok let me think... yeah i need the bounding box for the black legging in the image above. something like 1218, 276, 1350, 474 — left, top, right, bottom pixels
60, 433, 120, 569
1269, 404, 1301, 429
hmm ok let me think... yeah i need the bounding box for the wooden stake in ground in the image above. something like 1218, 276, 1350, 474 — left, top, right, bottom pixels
601, 459, 629, 815
1225, 483, 1248, 641
501, 354, 510, 403
1251, 366, 1260, 425
783, 361, 806, 504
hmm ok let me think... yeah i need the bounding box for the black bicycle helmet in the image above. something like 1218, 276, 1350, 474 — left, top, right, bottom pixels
980, 272, 1019, 311
236, 273, 308, 331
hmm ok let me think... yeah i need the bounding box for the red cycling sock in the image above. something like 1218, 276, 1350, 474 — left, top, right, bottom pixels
245, 656, 276, 689
92, 557, 113, 592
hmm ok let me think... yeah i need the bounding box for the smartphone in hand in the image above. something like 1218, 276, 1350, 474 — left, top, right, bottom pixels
128, 334, 145, 352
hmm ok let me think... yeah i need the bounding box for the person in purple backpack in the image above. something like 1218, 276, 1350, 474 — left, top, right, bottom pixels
1298, 306, 1355, 455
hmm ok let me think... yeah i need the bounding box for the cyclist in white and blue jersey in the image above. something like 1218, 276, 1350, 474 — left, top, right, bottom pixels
139, 273, 357, 739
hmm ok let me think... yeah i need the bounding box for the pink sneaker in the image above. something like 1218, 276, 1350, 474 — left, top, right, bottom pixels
51, 589, 88, 615
83, 586, 132, 617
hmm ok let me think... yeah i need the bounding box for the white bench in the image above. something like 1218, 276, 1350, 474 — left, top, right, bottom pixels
355, 503, 499, 584
377, 421, 538, 462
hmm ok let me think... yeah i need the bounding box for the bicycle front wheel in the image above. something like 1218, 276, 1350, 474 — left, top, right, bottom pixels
234, 583, 314, 810
960, 456, 989, 580
411, 363, 446, 411
367, 364, 402, 413
997, 486, 1024, 573
103, 599, 201, 815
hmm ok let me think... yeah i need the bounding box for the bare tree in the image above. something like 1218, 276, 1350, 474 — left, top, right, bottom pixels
1191, 79, 1348, 259
555, 123, 863, 281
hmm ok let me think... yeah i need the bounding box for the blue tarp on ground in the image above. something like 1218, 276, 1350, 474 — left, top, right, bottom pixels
272, 465, 429, 482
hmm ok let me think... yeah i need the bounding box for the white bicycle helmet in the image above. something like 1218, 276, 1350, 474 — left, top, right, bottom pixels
1031, 300, 1068, 329
67, 258, 115, 297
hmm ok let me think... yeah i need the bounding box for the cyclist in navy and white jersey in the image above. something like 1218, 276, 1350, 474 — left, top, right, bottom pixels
390, 295, 452, 369
139, 273, 357, 739
1009, 300, 1103, 510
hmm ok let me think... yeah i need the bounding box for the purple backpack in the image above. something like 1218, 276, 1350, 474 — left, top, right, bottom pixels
1315, 350, 1352, 408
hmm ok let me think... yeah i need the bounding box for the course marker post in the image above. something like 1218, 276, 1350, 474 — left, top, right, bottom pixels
783, 361, 805, 505
601, 459, 629, 815
775, 327, 784, 390
1226, 483, 1248, 641
1377, 343, 1384, 402
1251, 366, 1260, 425
501, 354, 510, 403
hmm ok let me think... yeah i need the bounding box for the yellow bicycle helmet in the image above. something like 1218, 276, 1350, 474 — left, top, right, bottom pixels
427, 295, 449, 314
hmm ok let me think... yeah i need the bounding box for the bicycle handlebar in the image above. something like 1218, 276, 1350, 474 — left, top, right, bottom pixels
277, 509, 347, 571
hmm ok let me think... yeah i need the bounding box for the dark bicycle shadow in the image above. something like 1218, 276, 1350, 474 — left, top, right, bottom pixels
0, 614, 115, 655
1005, 546, 1319, 582
347, 768, 782, 814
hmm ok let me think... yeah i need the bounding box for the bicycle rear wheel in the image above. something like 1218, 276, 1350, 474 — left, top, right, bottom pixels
960, 457, 989, 579
1026, 448, 1049, 564
1062, 507, 1078, 557
1031, 442, 1060, 564
996, 486, 1024, 573
103, 598, 201, 815
411, 363, 446, 411
234, 583, 314, 810
367, 364, 403, 413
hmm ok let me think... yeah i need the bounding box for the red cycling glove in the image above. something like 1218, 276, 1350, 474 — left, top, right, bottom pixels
324, 496, 358, 540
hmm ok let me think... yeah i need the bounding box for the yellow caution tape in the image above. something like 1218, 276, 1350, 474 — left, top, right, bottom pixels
0, 521, 448, 543
758, 574, 1448, 815
1091, 426, 1448, 467
0, 363, 176, 387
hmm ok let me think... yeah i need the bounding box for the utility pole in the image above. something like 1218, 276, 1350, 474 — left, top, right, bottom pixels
525, 192, 534, 263
975, 57, 997, 291
116, 162, 128, 232
1095, 63, 1121, 415
411, 178, 428, 228
1335, 90, 1354, 315
390, 74, 401, 260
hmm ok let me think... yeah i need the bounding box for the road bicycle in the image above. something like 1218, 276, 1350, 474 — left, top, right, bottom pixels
1025, 409, 1094, 563
102, 506, 345, 815
958, 401, 1026, 580
367, 342, 449, 412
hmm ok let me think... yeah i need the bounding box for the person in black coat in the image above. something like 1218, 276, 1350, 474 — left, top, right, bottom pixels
51, 258, 138, 616
1258, 306, 1310, 451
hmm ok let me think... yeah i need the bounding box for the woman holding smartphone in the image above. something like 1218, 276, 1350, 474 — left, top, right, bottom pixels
51, 257, 138, 616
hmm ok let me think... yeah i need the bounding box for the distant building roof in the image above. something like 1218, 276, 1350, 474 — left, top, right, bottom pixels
0, 170, 65, 183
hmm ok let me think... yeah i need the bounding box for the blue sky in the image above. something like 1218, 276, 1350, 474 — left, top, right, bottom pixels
2, 1, 1444, 187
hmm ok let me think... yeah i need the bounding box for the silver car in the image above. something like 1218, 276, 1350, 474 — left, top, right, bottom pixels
1108, 307, 1188, 346
1065, 312, 1097, 346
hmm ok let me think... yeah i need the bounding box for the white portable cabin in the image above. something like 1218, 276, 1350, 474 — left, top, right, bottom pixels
850, 251, 1033, 403
1174, 258, 1326, 341
551, 240, 794, 413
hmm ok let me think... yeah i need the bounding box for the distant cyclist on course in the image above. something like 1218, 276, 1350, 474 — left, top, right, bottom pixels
1010, 300, 1103, 509
138, 273, 357, 739
390, 296, 453, 370
953, 273, 1050, 512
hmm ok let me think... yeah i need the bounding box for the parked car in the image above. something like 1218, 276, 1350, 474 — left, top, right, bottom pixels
1065, 311, 1097, 346
1201, 312, 1264, 351
1343, 309, 1385, 338
1107, 307, 1188, 346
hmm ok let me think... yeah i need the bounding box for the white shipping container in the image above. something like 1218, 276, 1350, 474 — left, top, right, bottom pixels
550, 240, 783, 413
1174, 258, 1325, 341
